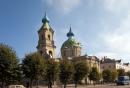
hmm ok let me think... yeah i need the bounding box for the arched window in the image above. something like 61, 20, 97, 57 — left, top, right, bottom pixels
49, 51, 53, 58
48, 35, 51, 40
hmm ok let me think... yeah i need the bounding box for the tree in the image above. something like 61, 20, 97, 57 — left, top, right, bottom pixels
117, 69, 125, 76
111, 70, 118, 82
22, 52, 45, 88
73, 61, 89, 88
44, 59, 59, 88
126, 71, 130, 78
102, 69, 112, 83
59, 60, 74, 88
0, 43, 20, 87
89, 67, 100, 85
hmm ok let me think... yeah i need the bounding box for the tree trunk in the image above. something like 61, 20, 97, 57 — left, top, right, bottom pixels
48, 83, 49, 88
36, 80, 39, 88
1, 81, 4, 88
30, 80, 33, 88
74, 82, 77, 88
1, 77, 5, 88
64, 82, 66, 88
48, 81, 52, 88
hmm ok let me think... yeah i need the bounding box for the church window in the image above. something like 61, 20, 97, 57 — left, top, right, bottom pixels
48, 35, 51, 40
49, 51, 52, 57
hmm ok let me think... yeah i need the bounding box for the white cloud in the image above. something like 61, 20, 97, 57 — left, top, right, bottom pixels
102, 12, 130, 53
101, 0, 130, 13
43, 0, 81, 14
95, 52, 118, 59
98, 11, 130, 61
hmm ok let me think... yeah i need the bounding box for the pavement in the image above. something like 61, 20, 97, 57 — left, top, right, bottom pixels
32, 84, 130, 88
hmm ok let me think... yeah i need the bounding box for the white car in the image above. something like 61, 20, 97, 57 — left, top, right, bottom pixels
8, 85, 25, 88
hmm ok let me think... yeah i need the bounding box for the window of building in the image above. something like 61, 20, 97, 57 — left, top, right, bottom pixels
49, 51, 52, 58
48, 35, 51, 40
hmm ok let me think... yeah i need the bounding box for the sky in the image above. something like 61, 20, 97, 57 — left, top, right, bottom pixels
0, 0, 130, 62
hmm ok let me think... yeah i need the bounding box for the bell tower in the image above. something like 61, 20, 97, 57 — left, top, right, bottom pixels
37, 13, 56, 58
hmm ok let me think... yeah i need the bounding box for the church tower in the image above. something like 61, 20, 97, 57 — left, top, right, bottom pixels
37, 13, 56, 58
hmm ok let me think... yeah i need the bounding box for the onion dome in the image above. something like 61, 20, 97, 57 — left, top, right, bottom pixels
67, 27, 74, 38
42, 12, 50, 23
61, 27, 81, 49
38, 12, 54, 33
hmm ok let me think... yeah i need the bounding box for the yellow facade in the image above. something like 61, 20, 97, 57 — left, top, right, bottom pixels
37, 13, 56, 58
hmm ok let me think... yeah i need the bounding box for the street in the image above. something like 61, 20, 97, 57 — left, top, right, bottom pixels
77, 85, 130, 88
33, 84, 130, 88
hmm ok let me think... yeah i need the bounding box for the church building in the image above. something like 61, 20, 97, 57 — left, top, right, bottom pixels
37, 13, 56, 58
61, 27, 81, 59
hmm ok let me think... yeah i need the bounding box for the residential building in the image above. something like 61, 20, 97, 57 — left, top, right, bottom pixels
100, 57, 130, 72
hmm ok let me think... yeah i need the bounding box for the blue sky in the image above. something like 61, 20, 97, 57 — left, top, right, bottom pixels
0, 0, 130, 62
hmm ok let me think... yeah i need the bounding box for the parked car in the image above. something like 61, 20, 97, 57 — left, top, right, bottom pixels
116, 76, 130, 85
8, 85, 25, 88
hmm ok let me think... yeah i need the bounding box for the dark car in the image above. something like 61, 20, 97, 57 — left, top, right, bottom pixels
116, 76, 130, 85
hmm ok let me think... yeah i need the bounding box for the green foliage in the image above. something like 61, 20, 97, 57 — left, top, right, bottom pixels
117, 69, 125, 76
73, 61, 88, 82
0, 43, 20, 87
44, 59, 59, 88
102, 69, 112, 82
73, 61, 88, 87
22, 52, 45, 87
59, 59, 74, 88
126, 71, 130, 78
102, 69, 118, 82
111, 70, 118, 82
89, 67, 100, 82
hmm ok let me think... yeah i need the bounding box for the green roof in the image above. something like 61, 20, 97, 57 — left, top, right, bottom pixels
61, 38, 81, 49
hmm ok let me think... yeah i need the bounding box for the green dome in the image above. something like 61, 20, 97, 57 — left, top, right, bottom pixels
61, 38, 81, 49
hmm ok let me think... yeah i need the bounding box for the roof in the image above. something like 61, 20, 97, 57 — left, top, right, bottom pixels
42, 12, 49, 23
61, 38, 81, 49
123, 63, 129, 66
67, 27, 74, 38
38, 13, 54, 33
72, 55, 100, 62
61, 27, 81, 49
100, 57, 122, 64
